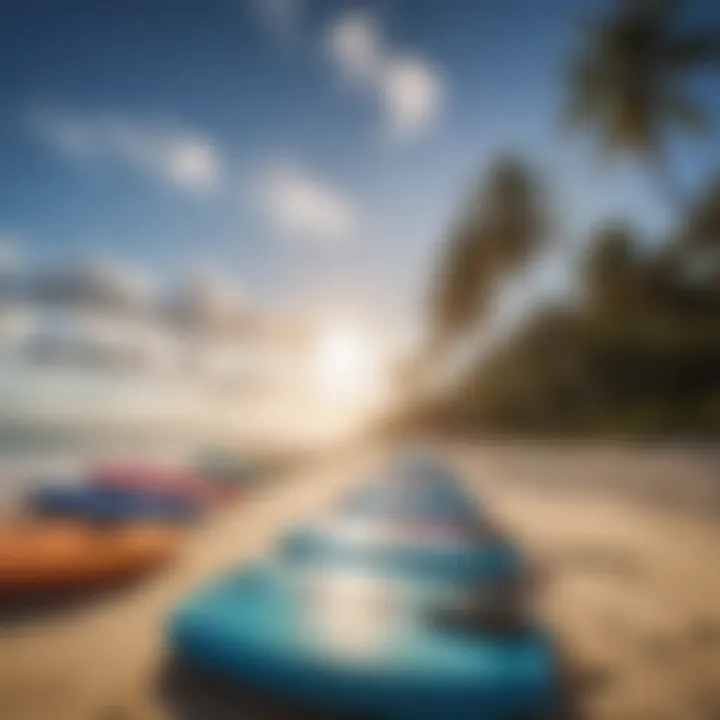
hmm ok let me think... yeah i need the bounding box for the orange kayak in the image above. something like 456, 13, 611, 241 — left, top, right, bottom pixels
0, 521, 181, 597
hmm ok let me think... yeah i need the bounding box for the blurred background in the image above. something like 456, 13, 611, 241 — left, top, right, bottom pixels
1, 0, 720, 454
1, 0, 720, 718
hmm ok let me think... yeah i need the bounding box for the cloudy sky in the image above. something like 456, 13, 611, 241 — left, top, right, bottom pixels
1, 0, 719, 335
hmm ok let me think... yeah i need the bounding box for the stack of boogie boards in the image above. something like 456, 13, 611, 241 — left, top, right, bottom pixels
168, 453, 559, 719
91, 461, 233, 506
0, 452, 247, 601
31, 485, 203, 524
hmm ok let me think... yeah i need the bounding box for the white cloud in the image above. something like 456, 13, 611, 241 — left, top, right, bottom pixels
27, 110, 223, 193
257, 163, 358, 244
163, 138, 220, 190
78, 256, 154, 302
380, 57, 443, 139
326, 11, 383, 85
177, 268, 246, 317
325, 10, 444, 141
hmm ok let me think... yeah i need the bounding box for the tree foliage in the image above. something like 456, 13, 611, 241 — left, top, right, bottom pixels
565, 0, 720, 200
418, 182, 720, 437
404, 0, 720, 438
427, 157, 547, 353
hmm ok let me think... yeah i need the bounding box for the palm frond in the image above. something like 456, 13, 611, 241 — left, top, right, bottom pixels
666, 34, 720, 67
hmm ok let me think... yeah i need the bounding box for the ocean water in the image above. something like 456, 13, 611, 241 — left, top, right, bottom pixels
0, 361, 352, 512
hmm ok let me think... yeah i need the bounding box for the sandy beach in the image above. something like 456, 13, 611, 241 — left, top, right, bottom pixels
1, 442, 719, 720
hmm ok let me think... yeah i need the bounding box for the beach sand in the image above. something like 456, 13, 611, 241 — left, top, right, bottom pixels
1, 442, 719, 719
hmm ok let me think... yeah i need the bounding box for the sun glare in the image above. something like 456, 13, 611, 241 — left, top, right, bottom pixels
314, 323, 379, 397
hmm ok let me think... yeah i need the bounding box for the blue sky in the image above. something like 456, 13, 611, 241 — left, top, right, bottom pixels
1, 0, 719, 336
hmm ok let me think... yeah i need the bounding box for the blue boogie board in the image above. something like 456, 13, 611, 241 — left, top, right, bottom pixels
276, 521, 524, 585
169, 459, 557, 717
32, 485, 202, 524
339, 480, 482, 525
170, 523, 555, 717
168, 561, 558, 719
337, 453, 483, 527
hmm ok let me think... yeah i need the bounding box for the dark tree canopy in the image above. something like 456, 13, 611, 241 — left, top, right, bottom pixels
428, 157, 547, 352
565, 0, 720, 200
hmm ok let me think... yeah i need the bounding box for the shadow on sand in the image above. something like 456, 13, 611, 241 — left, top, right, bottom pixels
158, 654, 364, 720
158, 653, 580, 720
0, 570, 164, 627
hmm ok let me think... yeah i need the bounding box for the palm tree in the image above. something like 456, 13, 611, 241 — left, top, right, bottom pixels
427, 156, 547, 355
583, 221, 641, 311
565, 0, 720, 204
678, 173, 720, 250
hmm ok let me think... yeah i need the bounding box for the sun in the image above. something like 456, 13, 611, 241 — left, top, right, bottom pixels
314, 323, 379, 397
